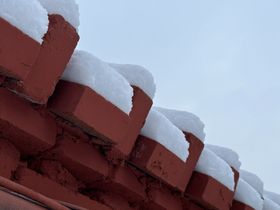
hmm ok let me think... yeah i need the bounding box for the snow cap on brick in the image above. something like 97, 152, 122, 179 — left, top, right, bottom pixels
240, 169, 264, 196
234, 178, 264, 210
263, 198, 280, 210
38, 0, 80, 30
206, 144, 241, 171
195, 148, 235, 191
0, 0, 48, 43
155, 107, 205, 141
62, 50, 133, 114
264, 191, 280, 206
109, 63, 156, 99
140, 108, 189, 162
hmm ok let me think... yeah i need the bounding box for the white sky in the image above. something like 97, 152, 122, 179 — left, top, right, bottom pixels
76, 0, 280, 191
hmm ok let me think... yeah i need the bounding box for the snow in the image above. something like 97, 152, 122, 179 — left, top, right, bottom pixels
109, 63, 156, 99
0, 0, 49, 43
195, 148, 235, 191
38, 0, 80, 30
62, 50, 133, 114
264, 191, 280, 206
240, 170, 264, 196
206, 144, 241, 171
234, 178, 263, 210
263, 198, 280, 210
140, 108, 189, 162
155, 107, 205, 142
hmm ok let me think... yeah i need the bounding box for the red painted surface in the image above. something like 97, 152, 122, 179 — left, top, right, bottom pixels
0, 17, 40, 80
185, 172, 234, 210
231, 200, 254, 210
182, 198, 205, 210
145, 183, 183, 210
15, 167, 110, 210
130, 134, 203, 192
0, 139, 20, 179
0, 88, 56, 155
3, 15, 79, 104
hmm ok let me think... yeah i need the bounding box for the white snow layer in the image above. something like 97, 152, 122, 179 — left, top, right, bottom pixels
263, 198, 280, 210
240, 169, 264, 196
0, 0, 49, 43
38, 0, 80, 30
62, 50, 133, 114
140, 108, 189, 162
206, 144, 241, 171
264, 191, 280, 206
195, 148, 235, 191
109, 63, 156, 99
155, 107, 206, 142
234, 179, 263, 210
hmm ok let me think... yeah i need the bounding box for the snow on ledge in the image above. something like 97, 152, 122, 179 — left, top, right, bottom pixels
155, 107, 205, 142
264, 191, 280, 206
109, 63, 156, 99
234, 179, 264, 210
263, 198, 280, 210
195, 148, 235, 191
140, 108, 189, 162
0, 0, 49, 44
206, 144, 241, 171
62, 50, 133, 114
38, 0, 80, 30
240, 169, 264, 196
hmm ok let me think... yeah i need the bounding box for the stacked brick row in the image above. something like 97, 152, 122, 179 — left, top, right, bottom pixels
0, 1, 278, 210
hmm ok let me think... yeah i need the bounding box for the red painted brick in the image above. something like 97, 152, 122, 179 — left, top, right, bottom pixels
145, 183, 183, 210
15, 167, 110, 210
0, 88, 56, 155
182, 198, 205, 210
97, 192, 136, 210
49, 83, 153, 159
130, 134, 203, 192
0, 139, 20, 178
0, 17, 40, 80
95, 165, 146, 203
232, 167, 240, 191
231, 200, 254, 210
49, 135, 109, 184
185, 172, 234, 210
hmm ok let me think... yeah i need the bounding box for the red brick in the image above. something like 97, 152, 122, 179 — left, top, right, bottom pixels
0, 17, 40, 80
0, 88, 56, 155
145, 183, 183, 210
97, 192, 136, 210
49, 135, 109, 184
0, 139, 20, 178
182, 198, 204, 210
30, 159, 83, 192
231, 200, 254, 210
13, 15, 79, 104
15, 167, 110, 210
232, 167, 240, 191
185, 172, 234, 210
95, 165, 146, 203
130, 134, 203, 192
49, 83, 153, 159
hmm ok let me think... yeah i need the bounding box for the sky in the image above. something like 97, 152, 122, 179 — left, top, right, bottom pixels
76, 0, 280, 191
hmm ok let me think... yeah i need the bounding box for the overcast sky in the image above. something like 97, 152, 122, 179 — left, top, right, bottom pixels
76, 0, 280, 191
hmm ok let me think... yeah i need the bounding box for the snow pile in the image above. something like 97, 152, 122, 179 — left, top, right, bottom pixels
109, 63, 156, 99
206, 144, 241, 171
0, 0, 48, 43
234, 179, 263, 210
62, 50, 133, 114
264, 191, 280, 206
263, 198, 280, 210
155, 107, 205, 141
195, 148, 235, 191
38, 0, 80, 30
140, 108, 189, 162
240, 170, 264, 196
